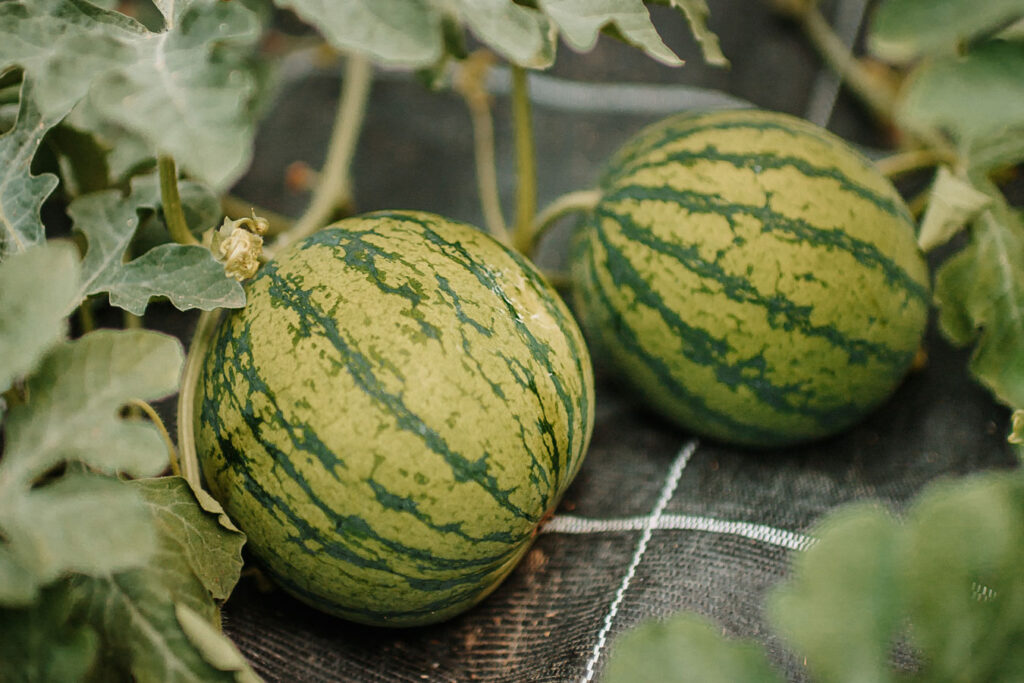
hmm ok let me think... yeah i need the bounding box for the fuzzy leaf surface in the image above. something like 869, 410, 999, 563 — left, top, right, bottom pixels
70, 189, 244, 315
934, 196, 1024, 408
918, 167, 993, 252
869, 0, 1024, 61
0, 81, 66, 261
602, 612, 784, 682
0, 0, 264, 188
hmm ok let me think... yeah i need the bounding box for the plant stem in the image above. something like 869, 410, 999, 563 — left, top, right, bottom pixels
129, 399, 180, 477
875, 148, 948, 178
531, 189, 601, 253
158, 155, 200, 247
176, 310, 222, 490
510, 66, 538, 256
455, 52, 510, 245
277, 53, 372, 251
221, 195, 294, 238
799, 6, 896, 124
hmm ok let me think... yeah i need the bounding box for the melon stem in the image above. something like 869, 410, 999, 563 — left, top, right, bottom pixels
511, 65, 538, 256
531, 189, 601, 254
176, 309, 223, 491
158, 155, 200, 247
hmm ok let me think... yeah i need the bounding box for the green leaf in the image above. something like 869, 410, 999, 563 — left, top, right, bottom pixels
0, 81, 66, 261
869, 0, 1024, 62
0, 242, 79, 397
602, 612, 784, 683
132, 477, 245, 602
0, 474, 156, 605
0, 0, 265, 188
651, 0, 729, 66
455, 0, 556, 69
901, 472, 1024, 680
276, 0, 444, 68
0, 582, 100, 681
769, 504, 901, 683
934, 195, 1024, 407
899, 39, 1024, 172
540, 0, 681, 66
70, 189, 245, 315
917, 167, 993, 252
68, 476, 255, 682
2, 328, 183, 481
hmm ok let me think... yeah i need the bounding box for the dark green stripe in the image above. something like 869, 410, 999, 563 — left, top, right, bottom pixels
602, 184, 929, 304
615, 144, 911, 222
587, 213, 872, 431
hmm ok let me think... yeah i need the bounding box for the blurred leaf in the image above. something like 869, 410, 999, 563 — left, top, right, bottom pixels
2, 329, 182, 482
0, 583, 100, 680
934, 194, 1024, 407
918, 167, 993, 251
69, 477, 256, 682
869, 0, 1024, 62
901, 472, 1024, 680
602, 612, 784, 683
769, 505, 901, 683
0, 242, 78, 397
899, 40, 1024, 172
0, 0, 265, 188
0, 80, 66, 262
132, 477, 245, 602
274, 0, 713, 69
652, 0, 728, 66
0, 474, 156, 605
70, 189, 244, 315
46, 123, 112, 196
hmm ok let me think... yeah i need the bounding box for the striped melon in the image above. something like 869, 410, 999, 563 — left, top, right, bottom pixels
570, 109, 929, 447
194, 210, 594, 626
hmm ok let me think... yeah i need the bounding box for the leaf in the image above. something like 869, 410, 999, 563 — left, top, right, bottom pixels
602, 612, 784, 683
934, 195, 1024, 407
769, 504, 901, 683
540, 0, 681, 66
132, 477, 245, 602
455, 0, 556, 69
70, 189, 245, 315
67, 476, 255, 683
275, 0, 444, 68
652, 0, 729, 66
869, 0, 1024, 62
2, 328, 183, 481
918, 167, 993, 252
898, 39, 1024, 172
0, 582, 100, 681
0, 242, 79, 397
0, 80, 66, 262
0, 0, 265, 188
0, 474, 157, 605
900, 472, 1024, 680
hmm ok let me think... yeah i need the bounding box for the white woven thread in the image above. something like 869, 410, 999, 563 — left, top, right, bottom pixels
579, 440, 698, 683
543, 513, 814, 552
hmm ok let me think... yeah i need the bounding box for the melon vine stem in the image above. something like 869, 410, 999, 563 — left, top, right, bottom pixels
129, 399, 180, 477
510, 65, 538, 256
158, 155, 199, 247
531, 189, 601, 254
275, 52, 372, 252
177, 309, 222, 491
455, 51, 510, 246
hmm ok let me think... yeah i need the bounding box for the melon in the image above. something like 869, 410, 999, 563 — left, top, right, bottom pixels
195, 210, 594, 626
569, 109, 929, 447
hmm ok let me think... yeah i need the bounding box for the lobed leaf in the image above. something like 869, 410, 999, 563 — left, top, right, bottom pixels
898, 39, 1024, 173
0, 0, 265, 188
917, 167, 993, 252
540, 0, 681, 66
0, 243, 79, 399
70, 188, 245, 315
934, 194, 1024, 408
602, 612, 784, 683
869, 0, 1024, 62
651, 0, 729, 66
0, 80, 66, 262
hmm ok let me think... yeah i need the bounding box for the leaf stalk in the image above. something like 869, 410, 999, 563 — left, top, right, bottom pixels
158, 155, 200, 247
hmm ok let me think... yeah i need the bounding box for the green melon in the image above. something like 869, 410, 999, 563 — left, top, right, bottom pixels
569, 109, 929, 447
195, 210, 594, 626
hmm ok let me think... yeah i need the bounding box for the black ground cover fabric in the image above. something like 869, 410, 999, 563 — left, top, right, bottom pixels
213, 2, 1021, 680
